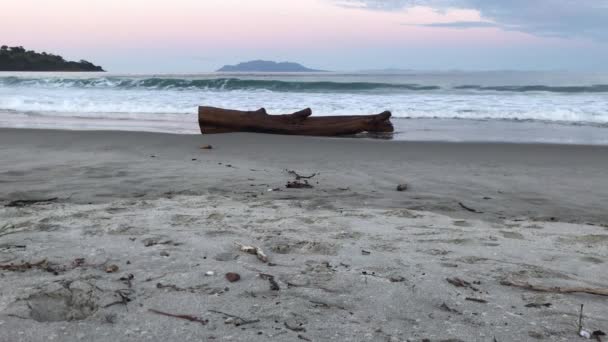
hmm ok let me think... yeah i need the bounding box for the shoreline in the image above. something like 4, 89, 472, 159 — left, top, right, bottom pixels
1, 127, 607, 341
2, 117, 608, 145
2, 127, 608, 224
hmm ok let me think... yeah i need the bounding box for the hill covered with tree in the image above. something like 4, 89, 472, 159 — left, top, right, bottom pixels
0, 46, 104, 71
217, 60, 325, 72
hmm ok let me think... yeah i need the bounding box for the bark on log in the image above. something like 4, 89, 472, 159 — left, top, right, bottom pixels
198, 106, 393, 136
200, 107, 314, 133
302, 115, 394, 133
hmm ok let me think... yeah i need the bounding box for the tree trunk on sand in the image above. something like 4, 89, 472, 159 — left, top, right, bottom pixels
198, 106, 393, 136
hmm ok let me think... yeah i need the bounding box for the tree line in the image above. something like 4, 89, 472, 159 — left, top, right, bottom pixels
0, 46, 104, 71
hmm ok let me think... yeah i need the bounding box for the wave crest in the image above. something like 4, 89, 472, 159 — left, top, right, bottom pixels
2, 76, 607, 93
0, 77, 438, 92
454, 84, 608, 93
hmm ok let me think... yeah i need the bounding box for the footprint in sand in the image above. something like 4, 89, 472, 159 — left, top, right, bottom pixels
206, 212, 225, 221
417, 238, 473, 245
453, 220, 472, 227
500, 231, 525, 240
270, 238, 339, 256
331, 231, 363, 240
456, 256, 488, 264
171, 214, 200, 226
524, 224, 544, 230
5, 281, 106, 322
384, 209, 420, 219
419, 248, 451, 256
580, 256, 604, 264
558, 234, 608, 246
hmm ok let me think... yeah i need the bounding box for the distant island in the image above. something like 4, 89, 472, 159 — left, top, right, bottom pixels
0, 46, 104, 72
217, 60, 326, 72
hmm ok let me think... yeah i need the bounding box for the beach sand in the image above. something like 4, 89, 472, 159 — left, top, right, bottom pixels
0, 128, 607, 341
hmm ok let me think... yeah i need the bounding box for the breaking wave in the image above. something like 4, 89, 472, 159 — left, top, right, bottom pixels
453, 84, 608, 93
2, 76, 608, 93
0, 76, 438, 92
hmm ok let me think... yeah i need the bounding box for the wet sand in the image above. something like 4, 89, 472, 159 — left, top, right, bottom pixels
0, 128, 607, 341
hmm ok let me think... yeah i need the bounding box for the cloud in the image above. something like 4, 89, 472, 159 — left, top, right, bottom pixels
411, 21, 498, 29
331, 0, 418, 10
331, 0, 608, 40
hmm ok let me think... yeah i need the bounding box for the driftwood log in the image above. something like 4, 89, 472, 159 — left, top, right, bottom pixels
198, 106, 393, 136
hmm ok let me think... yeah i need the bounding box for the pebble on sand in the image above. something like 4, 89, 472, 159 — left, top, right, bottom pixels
225, 272, 241, 282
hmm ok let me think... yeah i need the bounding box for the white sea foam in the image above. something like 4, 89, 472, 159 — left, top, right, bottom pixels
0, 86, 606, 123
1, 72, 607, 142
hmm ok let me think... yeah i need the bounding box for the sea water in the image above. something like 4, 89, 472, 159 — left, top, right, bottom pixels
1, 71, 607, 144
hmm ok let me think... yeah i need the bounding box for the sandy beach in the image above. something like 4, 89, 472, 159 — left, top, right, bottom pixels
1, 128, 607, 341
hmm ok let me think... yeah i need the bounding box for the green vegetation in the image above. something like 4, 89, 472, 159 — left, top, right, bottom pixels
0, 46, 104, 71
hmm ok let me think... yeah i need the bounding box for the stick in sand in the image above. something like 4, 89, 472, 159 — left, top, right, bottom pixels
235, 242, 268, 263
148, 309, 208, 325
500, 279, 608, 296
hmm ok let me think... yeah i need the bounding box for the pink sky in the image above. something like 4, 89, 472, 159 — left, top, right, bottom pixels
1, 0, 603, 72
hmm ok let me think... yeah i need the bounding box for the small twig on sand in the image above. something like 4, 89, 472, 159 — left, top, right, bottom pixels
465, 297, 488, 304
500, 279, 608, 296
577, 304, 601, 340
6, 198, 58, 207
119, 274, 134, 288
104, 289, 134, 309
235, 242, 268, 263
308, 299, 347, 311
286, 170, 317, 180
525, 302, 552, 308
0, 224, 25, 238
578, 304, 584, 334
148, 309, 208, 325
260, 273, 280, 291
286, 180, 314, 189
0, 259, 49, 272
440, 302, 462, 314
208, 309, 260, 326
155, 282, 223, 295
0, 258, 104, 275
593, 331, 606, 342
446, 277, 480, 292
0, 244, 26, 250
459, 202, 483, 214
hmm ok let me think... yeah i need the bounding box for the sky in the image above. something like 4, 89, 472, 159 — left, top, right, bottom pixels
1, 0, 607, 72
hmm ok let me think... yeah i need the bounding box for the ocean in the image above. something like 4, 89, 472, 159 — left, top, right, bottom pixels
1, 71, 607, 144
